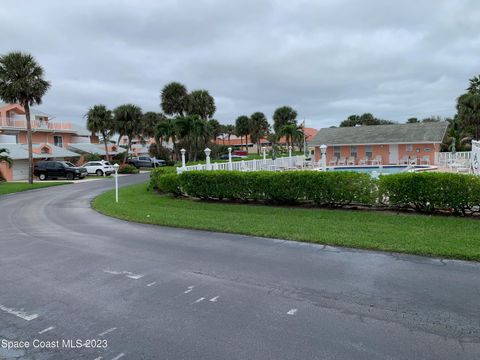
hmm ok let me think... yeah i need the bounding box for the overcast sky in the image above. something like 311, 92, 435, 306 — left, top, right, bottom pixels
2, 0, 479, 128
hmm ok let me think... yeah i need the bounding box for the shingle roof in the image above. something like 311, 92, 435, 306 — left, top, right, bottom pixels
68, 143, 126, 155
309, 122, 449, 146
0, 143, 80, 159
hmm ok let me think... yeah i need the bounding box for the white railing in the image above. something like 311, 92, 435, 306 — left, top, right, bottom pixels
0, 116, 73, 131
177, 155, 306, 174
435, 151, 471, 167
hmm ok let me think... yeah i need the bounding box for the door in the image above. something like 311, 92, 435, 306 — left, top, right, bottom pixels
12, 160, 29, 180
389, 144, 399, 164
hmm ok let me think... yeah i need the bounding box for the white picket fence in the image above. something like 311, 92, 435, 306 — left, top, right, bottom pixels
435, 151, 471, 167
176, 155, 306, 174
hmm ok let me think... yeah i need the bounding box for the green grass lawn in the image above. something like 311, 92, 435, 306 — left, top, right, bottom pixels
92, 183, 480, 261
0, 181, 69, 195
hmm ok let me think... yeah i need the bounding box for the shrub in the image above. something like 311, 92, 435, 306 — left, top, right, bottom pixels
157, 173, 182, 196
118, 164, 139, 174
149, 166, 177, 190
84, 153, 103, 162
179, 170, 375, 206
379, 172, 480, 215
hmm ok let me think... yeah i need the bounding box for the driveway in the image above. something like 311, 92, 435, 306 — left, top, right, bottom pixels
0, 173, 479, 359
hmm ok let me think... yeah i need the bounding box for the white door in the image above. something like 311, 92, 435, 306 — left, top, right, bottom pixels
389, 144, 399, 164
12, 160, 29, 180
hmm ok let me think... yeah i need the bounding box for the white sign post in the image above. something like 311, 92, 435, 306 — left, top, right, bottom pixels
472, 140, 480, 175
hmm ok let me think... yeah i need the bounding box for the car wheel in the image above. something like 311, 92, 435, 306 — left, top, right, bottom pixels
39, 173, 47, 181
66, 173, 74, 180
96, 169, 103, 176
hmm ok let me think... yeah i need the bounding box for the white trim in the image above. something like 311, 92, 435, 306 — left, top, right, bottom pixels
314, 141, 438, 147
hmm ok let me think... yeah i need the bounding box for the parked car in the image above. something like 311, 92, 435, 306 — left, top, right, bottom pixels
34, 161, 88, 181
81, 160, 115, 176
219, 154, 248, 160
128, 156, 166, 168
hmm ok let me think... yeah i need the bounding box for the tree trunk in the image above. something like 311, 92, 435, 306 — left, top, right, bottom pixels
103, 131, 110, 161
24, 103, 33, 184
123, 136, 131, 164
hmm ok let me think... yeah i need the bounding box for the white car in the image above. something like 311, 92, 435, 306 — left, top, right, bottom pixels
81, 161, 115, 176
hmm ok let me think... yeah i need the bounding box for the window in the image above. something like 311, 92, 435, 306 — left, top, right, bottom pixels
406, 144, 413, 152
424, 147, 431, 152
54, 135, 63, 148
333, 146, 341, 158
350, 146, 357, 157
365, 145, 372, 159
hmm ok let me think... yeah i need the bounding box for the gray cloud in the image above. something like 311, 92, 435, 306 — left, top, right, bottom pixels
1, 0, 479, 128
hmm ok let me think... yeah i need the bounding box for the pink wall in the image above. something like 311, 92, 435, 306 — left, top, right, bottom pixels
0, 162, 12, 181
315, 143, 439, 165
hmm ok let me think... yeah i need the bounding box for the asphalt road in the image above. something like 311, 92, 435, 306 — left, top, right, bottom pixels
0, 173, 479, 360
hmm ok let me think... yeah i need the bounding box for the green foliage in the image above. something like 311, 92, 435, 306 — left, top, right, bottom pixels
118, 164, 140, 174
84, 153, 103, 162
340, 113, 395, 127
85, 104, 114, 157
379, 172, 480, 215
113, 104, 143, 162
0, 147, 12, 167
149, 166, 177, 190
178, 171, 375, 207
187, 89, 216, 119
273, 106, 297, 133
157, 173, 181, 196
161, 82, 189, 117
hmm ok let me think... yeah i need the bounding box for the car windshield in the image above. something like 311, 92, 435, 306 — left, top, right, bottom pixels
64, 162, 76, 167
103, 162, 111, 166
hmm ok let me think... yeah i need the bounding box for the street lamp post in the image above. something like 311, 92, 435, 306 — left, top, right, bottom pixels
205, 147, 211, 170
181, 148, 186, 168
320, 144, 327, 171
228, 147, 232, 170
113, 163, 120, 203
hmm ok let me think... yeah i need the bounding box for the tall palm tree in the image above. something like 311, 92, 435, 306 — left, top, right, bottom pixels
175, 115, 210, 161
85, 104, 113, 160
0, 52, 50, 184
249, 112, 270, 154
225, 124, 235, 144
156, 117, 177, 159
113, 104, 143, 163
235, 115, 250, 151
187, 90, 216, 119
278, 124, 304, 148
160, 82, 189, 117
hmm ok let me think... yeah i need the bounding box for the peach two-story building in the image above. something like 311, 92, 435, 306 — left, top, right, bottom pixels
0, 103, 103, 181
310, 122, 448, 166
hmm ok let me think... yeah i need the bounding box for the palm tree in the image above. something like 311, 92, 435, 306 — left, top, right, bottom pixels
187, 90, 216, 119
85, 105, 113, 160
457, 76, 480, 140
0, 52, 50, 184
278, 124, 304, 148
160, 82, 189, 117
113, 104, 143, 163
175, 115, 210, 161
273, 106, 297, 133
235, 115, 250, 151
156, 117, 177, 159
225, 124, 235, 144
249, 112, 270, 154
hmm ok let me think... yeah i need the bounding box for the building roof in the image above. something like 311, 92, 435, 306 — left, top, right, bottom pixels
68, 143, 126, 155
309, 122, 449, 146
0, 143, 80, 160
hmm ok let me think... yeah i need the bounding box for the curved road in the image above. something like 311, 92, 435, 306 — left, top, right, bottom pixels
0, 174, 479, 359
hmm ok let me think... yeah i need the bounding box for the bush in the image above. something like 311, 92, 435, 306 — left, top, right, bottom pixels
157, 173, 182, 196
179, 171, 375, 206
84, 153, 103, 162
149, 166, 177, 190
118, 164, 139, 174
379, 172, 480, 215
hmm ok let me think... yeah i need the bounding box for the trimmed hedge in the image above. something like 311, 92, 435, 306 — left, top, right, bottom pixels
152, 170, 375, 207
379, 172, 480, 215
150, 169, 480, 216
118, 164, 139, 174
149, 166, 177, 190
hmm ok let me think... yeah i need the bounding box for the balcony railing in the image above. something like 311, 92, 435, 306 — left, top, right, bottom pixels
0, 117, 73, 131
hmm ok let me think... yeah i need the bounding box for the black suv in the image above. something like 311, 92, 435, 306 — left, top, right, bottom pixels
34, 161, 88, 181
